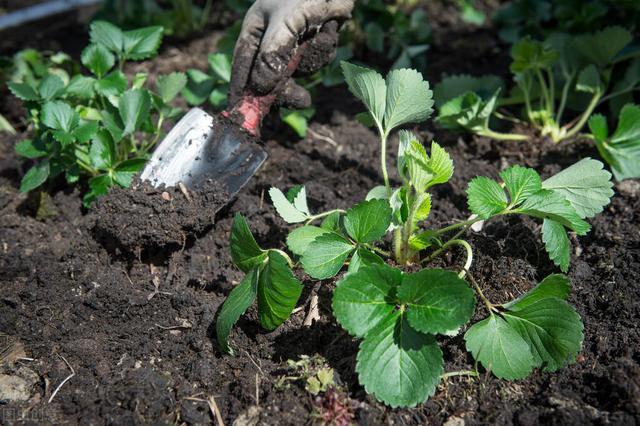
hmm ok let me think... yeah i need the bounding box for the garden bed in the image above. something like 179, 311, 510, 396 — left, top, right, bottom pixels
1, 5, 639, 425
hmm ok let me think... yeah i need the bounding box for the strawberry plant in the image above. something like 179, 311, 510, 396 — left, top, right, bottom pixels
434, 26, 640, 180
216, 63, 614, 407
8, 21, 187, 205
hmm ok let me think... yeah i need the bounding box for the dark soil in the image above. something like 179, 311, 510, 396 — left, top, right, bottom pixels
1, 2, 640, 425
90, 177, 229, 254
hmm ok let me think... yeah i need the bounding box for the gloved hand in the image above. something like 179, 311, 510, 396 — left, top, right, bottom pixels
229, 0, 355, 109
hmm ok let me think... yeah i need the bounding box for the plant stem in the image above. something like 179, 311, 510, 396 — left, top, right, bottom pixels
535, 69, 552, 113
477, 128, 529, 141
380, 130, 391, 197
270, 249, 294, 268
304, 209, 346, 225
441, 370, 479, 379
365, 244, 390, 257
598, 86, 640, 104
563, 92, 602, 140
467, 272, 496, 313
521, 80, 535, 124
546, 68, 556, 115
448, 239, 473, 278
555, 73, 573, 125
434, 217, 483, 236
393, 228, 404, 264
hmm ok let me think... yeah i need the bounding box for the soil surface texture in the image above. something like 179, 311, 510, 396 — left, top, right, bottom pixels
1, 2, 639, 425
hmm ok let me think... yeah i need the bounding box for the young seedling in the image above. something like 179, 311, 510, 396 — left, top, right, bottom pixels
434, 26, 640, 180
9, 21, 187, 205
588, 103, 640, 181
217, 63, 614, 408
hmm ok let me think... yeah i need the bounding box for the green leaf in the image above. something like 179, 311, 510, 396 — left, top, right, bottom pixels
504, 274, 570, 311
83, 174, 113, 206
409, 229, 438, 251
341, 61, 387, 127
366, 185, 389, 201
519, 190, 591, 235
123, 26, 164, 60
257, 251, 303, 330
576, 65, 602, 94
216, 268, 258, 354
437, 90, 499, 133
156, 72, 187, 103
41, 101, 79, 132
356, 312, 444, 408
280, 108, 314, 137
347, 247, 384, 274
74, 121, 98, 143
182, 69, 214, 106
434, 74, 503, 107
466, 176, 508, 219
500, 165, 542, 206
320, 211, 342, 232
81, 44, 115, 77
428, 141, 454, 186
591, 104, 640, 181
397, 130, 414, 180
100, 109, 124, 142
355, 111, 376, 127
405, 141, 433, 193
286, 185, 304, 203
230, 214, 267, 272
208, 52, 232, 82
301, 233, 355, 279
113, 158, 146, 187
510, 37, 558, 73
38, 75, 66, 101
343, 199, 392, 243
8, 82, 39, 101
95, 71, 128, 97
286, 226, 330, 257
269, 187, 309, 223
464, 314, 535, 380
541, 219, 571, 272
209, 87, 228, 109
574, 26, 632, 68
332, 264, 402, 338
89, 131, 115, 170
398, 269, 475, 335
542, 158, 613, 218
15, 139, 47, 159
119, 89, 151, 136
20, 160, 50, 192
383, 68, 434, 131
503, 298, 583, 372
66, 75, 96, 99
132, 72, 148, 89
291, 186, 309, 215
90, 21, 124, 53
588, 114, 608, 142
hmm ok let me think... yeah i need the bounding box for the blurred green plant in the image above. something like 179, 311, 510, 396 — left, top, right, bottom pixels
7, 21, 186, 205
97, 0, 213, 38
494, 0, 640, 43
434, 27, 640, 180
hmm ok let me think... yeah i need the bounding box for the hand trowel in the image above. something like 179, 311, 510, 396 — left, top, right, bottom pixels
140, 43, 308, 206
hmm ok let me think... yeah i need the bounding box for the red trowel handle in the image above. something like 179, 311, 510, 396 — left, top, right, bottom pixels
223, 40, 309, 137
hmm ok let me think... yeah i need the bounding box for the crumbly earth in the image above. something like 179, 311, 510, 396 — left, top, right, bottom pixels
90, 178, 229, 254
1, 2, 639, 425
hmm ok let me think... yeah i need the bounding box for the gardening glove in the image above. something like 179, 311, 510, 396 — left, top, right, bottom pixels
229, 0, 355, 109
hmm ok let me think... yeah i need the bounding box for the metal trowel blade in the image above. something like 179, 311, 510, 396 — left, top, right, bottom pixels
140, 108, 267, 202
